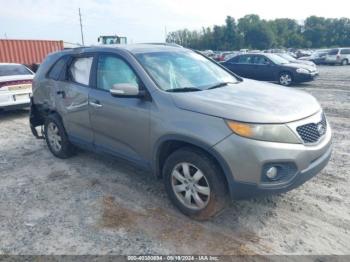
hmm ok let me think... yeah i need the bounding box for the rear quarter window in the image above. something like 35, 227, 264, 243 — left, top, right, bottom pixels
228, 56, 239, 63
47, 56, 70, 81
340, 49, 350, 55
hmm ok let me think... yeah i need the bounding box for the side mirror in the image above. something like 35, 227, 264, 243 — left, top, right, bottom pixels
110, 83, 145, 98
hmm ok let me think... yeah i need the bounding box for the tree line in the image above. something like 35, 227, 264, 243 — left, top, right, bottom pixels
166, 15, 350, 50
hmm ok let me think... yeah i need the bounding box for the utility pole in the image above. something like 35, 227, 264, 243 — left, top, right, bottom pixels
79, 8, 85, 46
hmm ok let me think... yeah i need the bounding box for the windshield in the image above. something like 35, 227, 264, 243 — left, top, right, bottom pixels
267, 54, 290, 65
279, 53, 296, 61
0, 65, 33, 77
135, 51, 239, 91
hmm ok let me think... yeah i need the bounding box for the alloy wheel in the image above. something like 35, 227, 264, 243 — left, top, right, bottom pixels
47, 122, 62, 152
171, 162, 210, 210
280, 73, 292, 86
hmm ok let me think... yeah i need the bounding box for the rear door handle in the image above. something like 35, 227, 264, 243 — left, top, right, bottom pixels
89, 100, 102, 108
56, 90, 66, 98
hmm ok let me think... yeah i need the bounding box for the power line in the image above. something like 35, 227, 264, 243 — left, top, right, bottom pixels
79, 8, 85, 46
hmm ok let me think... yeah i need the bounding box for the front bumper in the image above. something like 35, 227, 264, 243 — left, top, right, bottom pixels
213, 118, 332, 199
294, 72, 318, 83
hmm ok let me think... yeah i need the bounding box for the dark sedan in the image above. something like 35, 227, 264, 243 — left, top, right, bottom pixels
222, 53, 318, 86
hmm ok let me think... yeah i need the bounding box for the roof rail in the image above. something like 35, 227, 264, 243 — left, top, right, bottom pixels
69, 46, 90, 53
139, 42, 183, 48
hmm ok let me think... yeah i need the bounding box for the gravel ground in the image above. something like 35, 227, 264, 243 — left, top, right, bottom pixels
0, 66, 349, 255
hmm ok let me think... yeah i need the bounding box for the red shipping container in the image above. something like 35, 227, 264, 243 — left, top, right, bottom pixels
0, 39, 64, 65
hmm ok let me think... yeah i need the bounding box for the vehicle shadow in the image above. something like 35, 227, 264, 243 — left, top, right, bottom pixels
78, 150, 277, 254
0, 109, 29, 121
292, 82, 313, 88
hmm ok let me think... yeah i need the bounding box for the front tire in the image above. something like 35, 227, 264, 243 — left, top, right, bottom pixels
163, 148, 228, 220
341, 59, 348, 66
279, 72, 293, 86
44, 114, 76, 159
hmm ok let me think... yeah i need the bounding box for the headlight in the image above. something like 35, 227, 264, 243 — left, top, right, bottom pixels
226, 120, 301, 144
296, 68, 310, 74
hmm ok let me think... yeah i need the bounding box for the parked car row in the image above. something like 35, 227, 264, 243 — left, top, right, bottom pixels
222, 53, 318, 86
202, 47, 350, 66
298, 49, 330, 65
277, 48, 350, 66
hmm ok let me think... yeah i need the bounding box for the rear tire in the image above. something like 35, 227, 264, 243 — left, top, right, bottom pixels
279, 72, 293, 86
163, 147, 228, 220
341, 59, 348, 66
44, 114, 76, 159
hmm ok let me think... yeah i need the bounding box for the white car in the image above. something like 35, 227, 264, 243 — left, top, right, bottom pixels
325, 48, 350, 65
0, 63, 34, 109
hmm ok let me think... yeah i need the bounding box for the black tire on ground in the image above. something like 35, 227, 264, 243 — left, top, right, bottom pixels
279, 72, 293, 86
44, 114, 76, 159
163, 147, 229, 220
341, 59, 348, 66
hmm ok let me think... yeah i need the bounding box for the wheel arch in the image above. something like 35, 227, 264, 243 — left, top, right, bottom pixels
279, 70, 294, 78
153, 135, 235, 197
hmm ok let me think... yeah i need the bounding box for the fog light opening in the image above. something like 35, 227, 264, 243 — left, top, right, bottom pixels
266, 166, 278, 180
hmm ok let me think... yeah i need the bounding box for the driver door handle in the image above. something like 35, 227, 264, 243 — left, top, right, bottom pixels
89, 100, 102, 108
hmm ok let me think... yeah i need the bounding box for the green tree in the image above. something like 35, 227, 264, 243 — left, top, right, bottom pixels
222, 16, 238, 50
269, 18, 303, 47
166, 15, 350, 50
238, 15, 275, 49
303, 16, 328, 48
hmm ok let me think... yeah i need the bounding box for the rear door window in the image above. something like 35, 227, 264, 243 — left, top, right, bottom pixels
254, 56, 270, 65
68, 57, 93, 85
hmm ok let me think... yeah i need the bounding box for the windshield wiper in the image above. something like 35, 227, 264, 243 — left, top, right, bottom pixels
167, 87, 202, 92
207, 82, 236, 90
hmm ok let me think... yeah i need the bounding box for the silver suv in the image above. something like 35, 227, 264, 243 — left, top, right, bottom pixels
325, 48, 350, 65
30, 45, 332, 220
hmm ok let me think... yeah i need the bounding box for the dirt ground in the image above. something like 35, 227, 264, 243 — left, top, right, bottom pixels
0, 66, 349, 255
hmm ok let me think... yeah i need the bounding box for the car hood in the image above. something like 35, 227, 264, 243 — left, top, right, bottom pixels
171, 79, 321, 124
293, 60, 316, 67
283, 62, 315, 71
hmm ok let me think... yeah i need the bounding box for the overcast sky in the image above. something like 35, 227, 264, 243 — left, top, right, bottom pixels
0, 0, 349, 45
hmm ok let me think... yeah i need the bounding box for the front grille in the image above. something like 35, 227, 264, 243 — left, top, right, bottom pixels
296, 114, 327, 144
